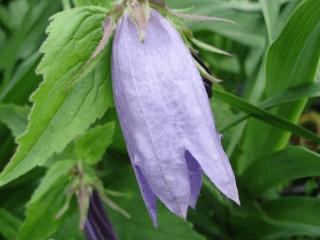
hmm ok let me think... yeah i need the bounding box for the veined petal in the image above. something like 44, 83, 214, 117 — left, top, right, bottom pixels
185, 151, 202, 208
112, 10, 239, 223
156, 13, 239, 203
133, 162, 157, 226
112, 11, 191, 219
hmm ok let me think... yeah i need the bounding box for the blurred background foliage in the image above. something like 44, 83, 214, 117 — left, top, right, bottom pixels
0, 0, 320, 239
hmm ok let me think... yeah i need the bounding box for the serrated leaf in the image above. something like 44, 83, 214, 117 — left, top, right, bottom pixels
0, 6, 113, 186
0, 208, 21, 240
0, 104, 29, 138
18, 160, 75, 240
74, 122, 115, 165
73, 0, 112, 8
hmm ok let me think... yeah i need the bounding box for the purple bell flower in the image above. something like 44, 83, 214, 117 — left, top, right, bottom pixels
111, 10, 239, 225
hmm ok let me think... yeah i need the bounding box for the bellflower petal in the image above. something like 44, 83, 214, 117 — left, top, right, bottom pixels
185, 151, 202, 209
112, 10, 239, 224
134, 164, 158, 225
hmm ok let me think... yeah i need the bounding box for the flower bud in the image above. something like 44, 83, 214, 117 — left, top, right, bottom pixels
84, 192, 118, 240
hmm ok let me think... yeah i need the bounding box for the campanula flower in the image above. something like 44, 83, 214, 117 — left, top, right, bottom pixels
111, 9, 239, 225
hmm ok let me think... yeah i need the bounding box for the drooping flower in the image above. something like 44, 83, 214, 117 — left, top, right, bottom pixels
111, 8, 239, 225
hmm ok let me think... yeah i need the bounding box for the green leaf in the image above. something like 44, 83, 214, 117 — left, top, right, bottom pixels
107, 163, 205, 240
28, 160, 74, 204
191, 38, 232, 56
18, 160, 75, 240
0, 104, 29, 138
232, 196, 320, 240
239, 0, 320, 171
213, 88, 320, 144
167, 0, 266, 48
105, 107, 127, 154
0, 7, 113, 186
0, 0, 61, 86
74, 122, 115, 165
73, 0, 112, 8
241, 147, 320, 195
261, 197, 320, 237
0, 208, 21, 240
220, 82, 320, 131
231, 214, 282, 240
266, 0, 320, 96
259, 0, 280, 42
0, 50, 41, 103
53, 209, 85, 240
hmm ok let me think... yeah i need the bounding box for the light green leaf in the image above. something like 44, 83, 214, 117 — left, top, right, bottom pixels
28, 160, 74, 205
18, 160, 74, 240
167, 0, 266, 48
18, 183, 70, 240
73, 0, 112, 8
74, 122, 115, 165
266, 0, 320, 96
0, 7, 113, 186
0, 208, 21, 240
191, 38, 232, 56
259, 0, 280, 42
108, 164, 205, 240
242, 147, 320, 195
239, 0, 320, 171
53, 209, 85, 240
0, 104, 29, 138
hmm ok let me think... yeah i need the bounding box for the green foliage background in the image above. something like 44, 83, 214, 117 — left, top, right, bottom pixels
0, 0, 319, 239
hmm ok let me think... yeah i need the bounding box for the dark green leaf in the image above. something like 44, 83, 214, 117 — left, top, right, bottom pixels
0, 104, 29, 138
242, 147, 320, 195
0, 208, 21, 240
18, 160, 75, 240
213, 88, 320, 144
220, 82, 320, 132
